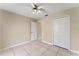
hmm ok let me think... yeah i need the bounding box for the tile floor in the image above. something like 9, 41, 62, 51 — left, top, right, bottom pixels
0, 40, 78, 56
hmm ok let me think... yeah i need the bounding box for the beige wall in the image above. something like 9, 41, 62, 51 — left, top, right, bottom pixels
37, 22, 42, 40
39, 7, 79, 52
0, 10, 2, 49
39, 17, 53, 44
0, 10, 31, 49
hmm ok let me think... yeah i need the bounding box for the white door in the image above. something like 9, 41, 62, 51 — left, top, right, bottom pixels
31, 21, 37, 40
54, 16, 70, 49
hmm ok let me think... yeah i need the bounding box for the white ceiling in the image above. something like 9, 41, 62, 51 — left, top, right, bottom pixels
0, 3, 79, 20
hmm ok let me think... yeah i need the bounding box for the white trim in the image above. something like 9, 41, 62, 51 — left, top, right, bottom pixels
42, 40, 53, 45
0, 40, 32, 51
70, 49, 79, 55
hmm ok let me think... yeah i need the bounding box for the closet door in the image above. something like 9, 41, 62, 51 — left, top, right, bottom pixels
54, 16, 70, 49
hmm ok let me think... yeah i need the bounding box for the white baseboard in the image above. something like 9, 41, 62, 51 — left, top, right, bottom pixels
42, 40, 53, 45
70, 50, 79, 55
0, 40, 32, 51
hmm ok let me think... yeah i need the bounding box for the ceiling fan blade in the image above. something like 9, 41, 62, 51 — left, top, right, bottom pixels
31, 3, 36, 8
39, 8, 48, 16
38, 6, 43, 9
39, 8, 47, 13
31, 3, 41, 8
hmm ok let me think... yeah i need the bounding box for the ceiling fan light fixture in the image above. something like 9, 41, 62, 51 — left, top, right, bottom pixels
33, 9, 37, 14
34, 9, 37, 12
33, 11, 35, 14
37, 10, 41, 14
32, 3, 48, 16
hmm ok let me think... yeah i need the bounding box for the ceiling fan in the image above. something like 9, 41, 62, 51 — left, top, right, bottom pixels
31, 3, 48, 16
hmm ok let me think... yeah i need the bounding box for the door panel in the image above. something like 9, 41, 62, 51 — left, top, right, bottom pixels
31, 21, 37, 40
54, 16, 70, 49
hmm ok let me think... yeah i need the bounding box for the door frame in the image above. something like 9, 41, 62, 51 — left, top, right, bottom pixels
31, 21, 37, 41
53, 16, 70, 50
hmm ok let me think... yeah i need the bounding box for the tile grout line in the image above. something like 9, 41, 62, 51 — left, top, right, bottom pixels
70, 50, 72, 56
12, 48, 15, 56
56, 48, 60, 56
22, 46, 31, 56
40, 46, 53, 56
